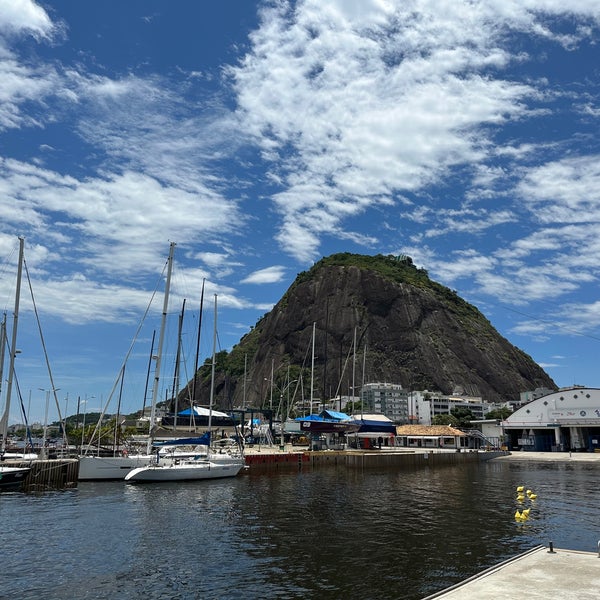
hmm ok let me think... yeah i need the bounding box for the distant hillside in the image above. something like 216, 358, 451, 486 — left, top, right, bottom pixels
176, 253, 556, 412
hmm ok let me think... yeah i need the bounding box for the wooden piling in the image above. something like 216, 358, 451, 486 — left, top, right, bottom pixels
3, 459, 79, 491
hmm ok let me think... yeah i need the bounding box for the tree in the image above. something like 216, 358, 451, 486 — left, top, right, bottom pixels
450, 407, 475, 428
485, 407, 513, 420
432, 414, 459, 426
343, 400, 364, 415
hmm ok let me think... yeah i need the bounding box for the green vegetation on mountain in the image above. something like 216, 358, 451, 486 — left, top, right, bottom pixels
177, 253, 555, 412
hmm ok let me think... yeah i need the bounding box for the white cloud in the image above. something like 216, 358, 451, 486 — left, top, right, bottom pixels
0, 0, 54, 38
229, 0, 600, 262
242, 265, 286, 284
518, 155, 600, 223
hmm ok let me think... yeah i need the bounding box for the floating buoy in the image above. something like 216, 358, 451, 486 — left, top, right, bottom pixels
517, 485, 524, 492
529, 493, 537, 500
522, 508, 531, 517
526, 489, 532, 495
517, 494, 525, 502
515, 510, 523, 520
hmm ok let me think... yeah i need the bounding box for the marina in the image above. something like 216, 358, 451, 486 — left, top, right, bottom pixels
2, 453, 600, 599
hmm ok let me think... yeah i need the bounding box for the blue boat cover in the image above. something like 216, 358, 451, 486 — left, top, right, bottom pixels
153, 432, 211, 447
351, 419, 396, 433
295, 410, 352, 422
177, 407, 231, 418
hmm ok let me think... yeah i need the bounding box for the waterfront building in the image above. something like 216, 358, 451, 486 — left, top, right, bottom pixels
360, 383, 410, 423
502, 386, 600, 452
410, 390, 498, 425
394, 424, 467, 449
359, 383, 506, 425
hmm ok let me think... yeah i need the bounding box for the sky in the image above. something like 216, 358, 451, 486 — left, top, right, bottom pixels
1, 0, 600, 425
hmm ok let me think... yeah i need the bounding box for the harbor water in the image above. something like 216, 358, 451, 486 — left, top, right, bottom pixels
2, 458, 599, 599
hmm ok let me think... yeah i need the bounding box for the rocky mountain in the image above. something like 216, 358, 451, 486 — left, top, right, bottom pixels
176, 253, 556, 413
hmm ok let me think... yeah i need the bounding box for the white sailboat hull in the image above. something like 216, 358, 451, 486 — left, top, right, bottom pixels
78, 449, 207, 480
124, 457, 244, 482
78, 455, 157, 480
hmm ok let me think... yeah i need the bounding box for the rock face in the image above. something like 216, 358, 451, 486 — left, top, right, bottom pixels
180, 253, 556, 411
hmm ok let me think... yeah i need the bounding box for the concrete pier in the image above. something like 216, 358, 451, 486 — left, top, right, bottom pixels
422, 544, 600, 599
242, 446, 503, 471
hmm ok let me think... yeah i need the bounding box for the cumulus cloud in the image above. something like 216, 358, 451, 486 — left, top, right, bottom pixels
242, 265, 287, 284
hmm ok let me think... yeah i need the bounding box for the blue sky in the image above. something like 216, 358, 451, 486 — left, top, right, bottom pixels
1, 0, 600, 424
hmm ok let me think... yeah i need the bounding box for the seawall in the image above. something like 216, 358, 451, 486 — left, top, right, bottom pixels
244, 448, 505, 472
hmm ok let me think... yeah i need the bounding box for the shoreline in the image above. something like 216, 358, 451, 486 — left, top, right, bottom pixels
493, 450, 600, 462
243, 444, 600, 463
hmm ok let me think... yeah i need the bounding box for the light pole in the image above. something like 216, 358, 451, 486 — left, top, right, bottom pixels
80, 399, 87, 449
39, 387, 59, 459
276, 379, 298, 447
80, 395, 95, 450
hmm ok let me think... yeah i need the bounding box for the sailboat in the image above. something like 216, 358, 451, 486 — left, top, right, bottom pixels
78, 242, 181, 480
125, 294, 245, 482
0, 465, 31, 490
1, 238, 34, 489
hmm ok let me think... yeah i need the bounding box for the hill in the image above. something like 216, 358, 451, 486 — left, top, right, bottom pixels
176, 253, 556, 412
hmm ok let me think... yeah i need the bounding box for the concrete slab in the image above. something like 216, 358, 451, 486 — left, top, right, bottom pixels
423, 545, 600, 600
493, 450, 600, 462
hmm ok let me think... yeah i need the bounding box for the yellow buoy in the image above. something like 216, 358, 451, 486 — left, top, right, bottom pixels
529, 493, 537, 500
522, 508, 531, 516
517, 494, 525, 502
515, 510, 523, 520
516, 485, 524, 492
526, 489, 532, 495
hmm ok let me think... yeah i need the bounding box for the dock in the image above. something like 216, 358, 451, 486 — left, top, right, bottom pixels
422, 544, 600, 599
243, 446, 505, 471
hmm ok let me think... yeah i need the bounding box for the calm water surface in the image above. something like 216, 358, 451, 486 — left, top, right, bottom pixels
2, 459, 599, 599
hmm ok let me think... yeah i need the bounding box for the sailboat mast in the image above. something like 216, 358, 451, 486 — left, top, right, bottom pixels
207, 294, 217, 434
1, 237, 24, 454
310, 321, 315, 415
0, 314, 6, 410
147, 241, 176, 454
0, 314, 6, 448
189, 278, 205, 428
172, 298, 186, 429
352, 326, 357, 409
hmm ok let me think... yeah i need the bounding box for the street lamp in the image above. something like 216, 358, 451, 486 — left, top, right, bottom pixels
39, 387, 59, 459
80, 395, 95, 450
276, 379, 298, 447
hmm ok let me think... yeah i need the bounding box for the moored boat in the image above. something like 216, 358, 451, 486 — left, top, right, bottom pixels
125, 295, 244, 483
0, 466, 31, 490
124, 456, 243, 482
78, 242, 176, 480
297, 410, 361, 434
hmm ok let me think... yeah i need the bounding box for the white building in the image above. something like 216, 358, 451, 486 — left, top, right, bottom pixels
360, 383, 505, 425
411, 390, 498, 425
503, 386, 600, 452
360, 383, 410, 423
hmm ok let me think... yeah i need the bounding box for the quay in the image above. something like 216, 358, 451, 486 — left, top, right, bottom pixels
422, 544, 600, 599
243, 445, 506, 471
